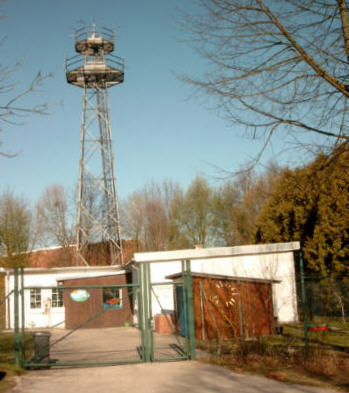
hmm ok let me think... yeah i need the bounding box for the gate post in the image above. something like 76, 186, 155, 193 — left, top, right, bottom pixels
181, 261, 189, 356
13, 267, 20, 367
146, 263, 154, 361
137, 267, 145, 362
139, 263, 151, 362
184, 260, 196, 360
20, 267, 26, 367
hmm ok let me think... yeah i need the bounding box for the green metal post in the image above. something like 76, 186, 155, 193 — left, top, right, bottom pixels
139, 263, 145, 361
20, 267, 26, 367
137, 269, 145, 361
146, 264, 154, 361
13, 267, 20, 367
140, 263, 151, 362
299, 252, 309, 358
185, 260, 196, 360
181, 261, 189, 358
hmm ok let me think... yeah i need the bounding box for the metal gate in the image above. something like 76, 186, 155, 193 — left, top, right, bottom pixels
138, 260, 196, 362
9, 262, 195, 368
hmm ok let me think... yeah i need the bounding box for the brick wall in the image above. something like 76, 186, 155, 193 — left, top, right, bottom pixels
61, 273, 133, 329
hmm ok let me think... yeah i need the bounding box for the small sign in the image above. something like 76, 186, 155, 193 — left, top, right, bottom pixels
70, 289, 90, 302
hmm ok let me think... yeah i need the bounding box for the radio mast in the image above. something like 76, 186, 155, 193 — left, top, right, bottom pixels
66, 25, 124, 266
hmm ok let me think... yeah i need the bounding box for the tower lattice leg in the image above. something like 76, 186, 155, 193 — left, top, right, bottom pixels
76, 85, 123, 266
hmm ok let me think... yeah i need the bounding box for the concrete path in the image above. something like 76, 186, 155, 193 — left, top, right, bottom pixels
32, 327, 185, 364
9, 361, 338, 393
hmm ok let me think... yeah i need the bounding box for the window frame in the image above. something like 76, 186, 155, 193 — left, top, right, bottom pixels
103, 287, 123, 309
30, 288, 42, 309
51, 288, 64, 308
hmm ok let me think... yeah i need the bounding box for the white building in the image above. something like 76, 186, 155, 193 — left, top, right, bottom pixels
133, 241, 300, 324
1, 265, 127, 329
1, 242, 300, 330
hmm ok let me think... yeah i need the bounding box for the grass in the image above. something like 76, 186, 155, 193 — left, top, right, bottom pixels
0, 332, 33, 393
196, 320, 349, 392
283, 321, 349, 350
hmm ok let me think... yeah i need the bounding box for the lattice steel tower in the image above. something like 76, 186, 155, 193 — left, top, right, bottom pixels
66, 25, 124, 266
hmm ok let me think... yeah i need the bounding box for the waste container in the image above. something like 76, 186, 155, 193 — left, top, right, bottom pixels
32, 331, 51, 363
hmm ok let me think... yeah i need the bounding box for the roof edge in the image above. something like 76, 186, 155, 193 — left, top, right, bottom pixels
165, 271, 281, 284
133, 242, 300, 263
0, 265, 126, 275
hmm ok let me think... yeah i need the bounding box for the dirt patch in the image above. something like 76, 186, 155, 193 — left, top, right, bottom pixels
198, 341, 349, 392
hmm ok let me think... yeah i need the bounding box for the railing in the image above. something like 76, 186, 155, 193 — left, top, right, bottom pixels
65, 53, 125, 74
74, 25, 114, 44
0, 289, 13, 306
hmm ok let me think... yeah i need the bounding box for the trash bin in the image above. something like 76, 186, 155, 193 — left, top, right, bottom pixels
32, 331, 51, 363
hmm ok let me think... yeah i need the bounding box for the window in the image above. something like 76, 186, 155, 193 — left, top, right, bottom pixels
30, 289, 41, 309
52, 288, 64, 308
103, 288, 122, 309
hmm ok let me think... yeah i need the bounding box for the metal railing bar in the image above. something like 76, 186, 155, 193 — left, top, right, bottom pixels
24, 284, 139, 290
25, 359, 143, 368
151, 281, 184, 287
0, 289, 14, 306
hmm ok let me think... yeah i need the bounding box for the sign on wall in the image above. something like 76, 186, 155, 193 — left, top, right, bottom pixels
70, 289, 90, 302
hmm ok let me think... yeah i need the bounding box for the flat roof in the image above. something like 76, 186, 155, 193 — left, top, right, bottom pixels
0, 265, 127, 275
165, 272, 281, 284
133, 242, 300, 263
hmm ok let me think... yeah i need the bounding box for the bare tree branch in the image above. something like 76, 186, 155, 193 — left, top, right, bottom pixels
179, 0, 349, 163
0, 4, 54, 157
337, 0, 349, 63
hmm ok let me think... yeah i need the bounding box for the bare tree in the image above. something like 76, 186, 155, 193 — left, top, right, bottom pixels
121, 191, 145, 249
170, 176, 214, 248
143, 197, 169, 251
0, 3, 52, 157
211, 181, 240, 246
121, 169, 282, 251
36, 185, 74, 248
211, 163, 282, 246
232, 163, 283, 244
180, 0, 349, 162
0, 70, 50, 157
0, 190, 33, 267
121, 181, 179, 251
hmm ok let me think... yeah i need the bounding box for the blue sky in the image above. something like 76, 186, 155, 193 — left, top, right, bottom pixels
1, 0, 284, 206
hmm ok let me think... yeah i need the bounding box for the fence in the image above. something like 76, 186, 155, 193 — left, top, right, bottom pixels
297, 252, 349, 356
299, 276, 349, 323
0, 263, 196, 368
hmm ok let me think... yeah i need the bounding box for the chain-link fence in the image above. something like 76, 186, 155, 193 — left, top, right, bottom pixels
296, 259, 349, 361
300, 276, 349, 324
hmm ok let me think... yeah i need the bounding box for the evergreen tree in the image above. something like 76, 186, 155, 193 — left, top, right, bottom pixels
255, 144, 349, 275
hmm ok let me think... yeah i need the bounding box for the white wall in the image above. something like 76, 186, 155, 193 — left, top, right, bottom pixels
6, 267, 126, 329
150, 262, 181, 318
146, 251, 298, 323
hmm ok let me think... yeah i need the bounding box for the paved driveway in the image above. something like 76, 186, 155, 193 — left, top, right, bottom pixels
9, 361, 338, 393
31, 327, 185, 364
